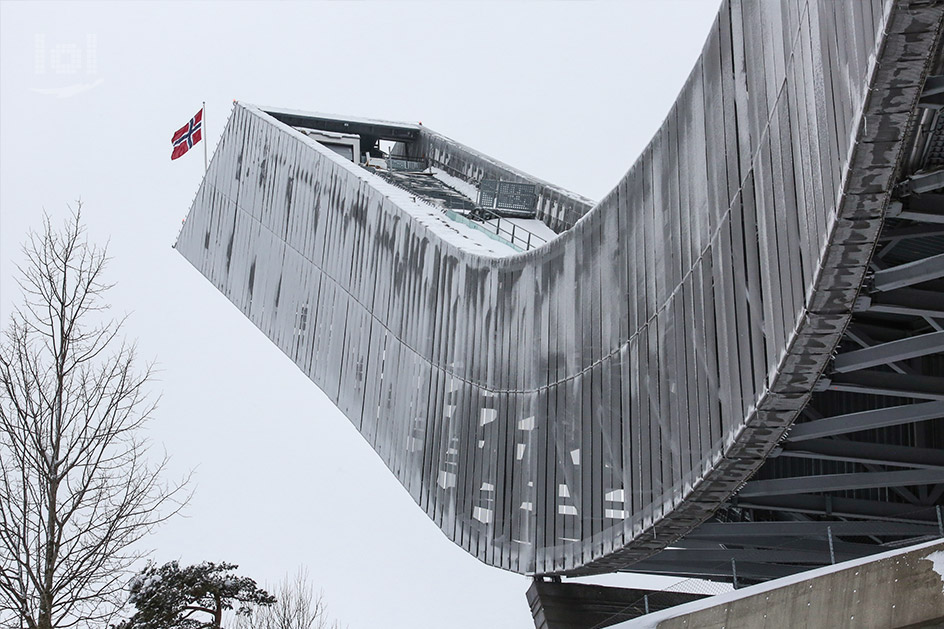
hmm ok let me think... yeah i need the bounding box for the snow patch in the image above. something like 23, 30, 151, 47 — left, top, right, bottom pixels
480, 408, 497, 425
430, 168, 480, 202
473, 506, 493, 524
923, 550, 944, 593
437, 470, 456, 489
516, 443, 527, 460
484, 216, 559, 243
605, 488, 625, 502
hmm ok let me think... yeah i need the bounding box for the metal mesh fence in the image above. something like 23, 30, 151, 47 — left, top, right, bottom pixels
478, 179, 538, 212
387, 156, 428, 172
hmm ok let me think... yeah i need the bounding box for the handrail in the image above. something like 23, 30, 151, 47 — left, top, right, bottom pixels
365, 163, 550, 251
473, 205, 548, 251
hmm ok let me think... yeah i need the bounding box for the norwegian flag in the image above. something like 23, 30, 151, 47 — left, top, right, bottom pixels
171, 108, 203, 160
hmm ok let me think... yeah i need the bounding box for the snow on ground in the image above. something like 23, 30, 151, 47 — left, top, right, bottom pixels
429, 167, 561, 250
430, 167, 481, 202
926, 549, 944, 594
483, 216, 559, 249
371, 180, 521, 257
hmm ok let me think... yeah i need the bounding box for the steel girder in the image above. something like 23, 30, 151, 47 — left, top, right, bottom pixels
656, 4, 944, 585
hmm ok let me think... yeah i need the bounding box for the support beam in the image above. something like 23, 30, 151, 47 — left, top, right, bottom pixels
878, 223, 944, 241
872, 253, 944, 292
735, 495, 940, 524
787, 400, 944, 441
674, 535, 886, 556
900, 170, 944, 195
864, 288, 944, 320
776, 438, 944, 469
843, 328, 914, 375
921, 75, 944, 98
907, 193, 944, 214
896, 211, 944, 224
887, 195, 944, 223
832, 330, 944, 373
845, 321, 917, 344
738, 468, 944, 498
826, 370, 944, 400
631, 543, 944, 629
689, 521, 939, 538
623, 561, 801, 582
643, 547, 873, 565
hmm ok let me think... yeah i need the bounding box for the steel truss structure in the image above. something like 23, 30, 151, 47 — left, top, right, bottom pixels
176, 0, 944, 582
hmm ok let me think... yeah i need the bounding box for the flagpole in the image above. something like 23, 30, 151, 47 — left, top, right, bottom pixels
202, 101, 208, 174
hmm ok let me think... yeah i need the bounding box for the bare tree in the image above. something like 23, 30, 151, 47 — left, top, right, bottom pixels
232, 569, 341, 629
0, 210, 189, 629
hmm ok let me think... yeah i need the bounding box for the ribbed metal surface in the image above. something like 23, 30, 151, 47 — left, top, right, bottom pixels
176, 0, 942, 576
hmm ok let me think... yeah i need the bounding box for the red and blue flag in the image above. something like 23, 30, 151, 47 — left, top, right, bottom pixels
171, 108, 203, 160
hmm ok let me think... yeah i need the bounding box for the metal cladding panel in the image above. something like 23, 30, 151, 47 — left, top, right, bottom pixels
175, 0, 942, 576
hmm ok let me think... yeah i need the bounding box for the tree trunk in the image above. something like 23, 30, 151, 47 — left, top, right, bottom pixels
0, 211, 189, 629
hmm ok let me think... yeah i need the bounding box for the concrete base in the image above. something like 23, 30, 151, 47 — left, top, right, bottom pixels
613, 539, 944, 629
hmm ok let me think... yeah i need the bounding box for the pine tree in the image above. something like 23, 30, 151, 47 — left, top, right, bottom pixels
118, 561, 276, 629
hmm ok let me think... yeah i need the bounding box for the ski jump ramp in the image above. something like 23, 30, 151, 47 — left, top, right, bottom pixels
177, 0, 944, 580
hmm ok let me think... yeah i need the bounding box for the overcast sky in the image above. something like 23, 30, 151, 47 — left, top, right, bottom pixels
0, 2, 720, 627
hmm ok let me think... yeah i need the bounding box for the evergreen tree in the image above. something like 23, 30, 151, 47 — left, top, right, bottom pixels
119, 561, 276, 629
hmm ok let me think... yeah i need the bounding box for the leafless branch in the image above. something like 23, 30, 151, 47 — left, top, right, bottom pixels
230, 568, 343, 629
0, 207, 191, 629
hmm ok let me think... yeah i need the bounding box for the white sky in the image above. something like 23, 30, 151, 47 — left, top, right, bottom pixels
0, 2, 720, 627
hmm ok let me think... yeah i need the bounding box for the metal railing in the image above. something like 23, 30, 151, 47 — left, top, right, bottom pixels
473, 205, 548, 251
387, 156, 428, 172
364, 164, 549, 251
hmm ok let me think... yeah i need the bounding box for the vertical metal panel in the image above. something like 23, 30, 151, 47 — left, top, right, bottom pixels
174, 0, 936, 576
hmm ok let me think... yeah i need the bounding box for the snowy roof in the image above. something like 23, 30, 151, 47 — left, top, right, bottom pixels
257, 105, 421, 141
